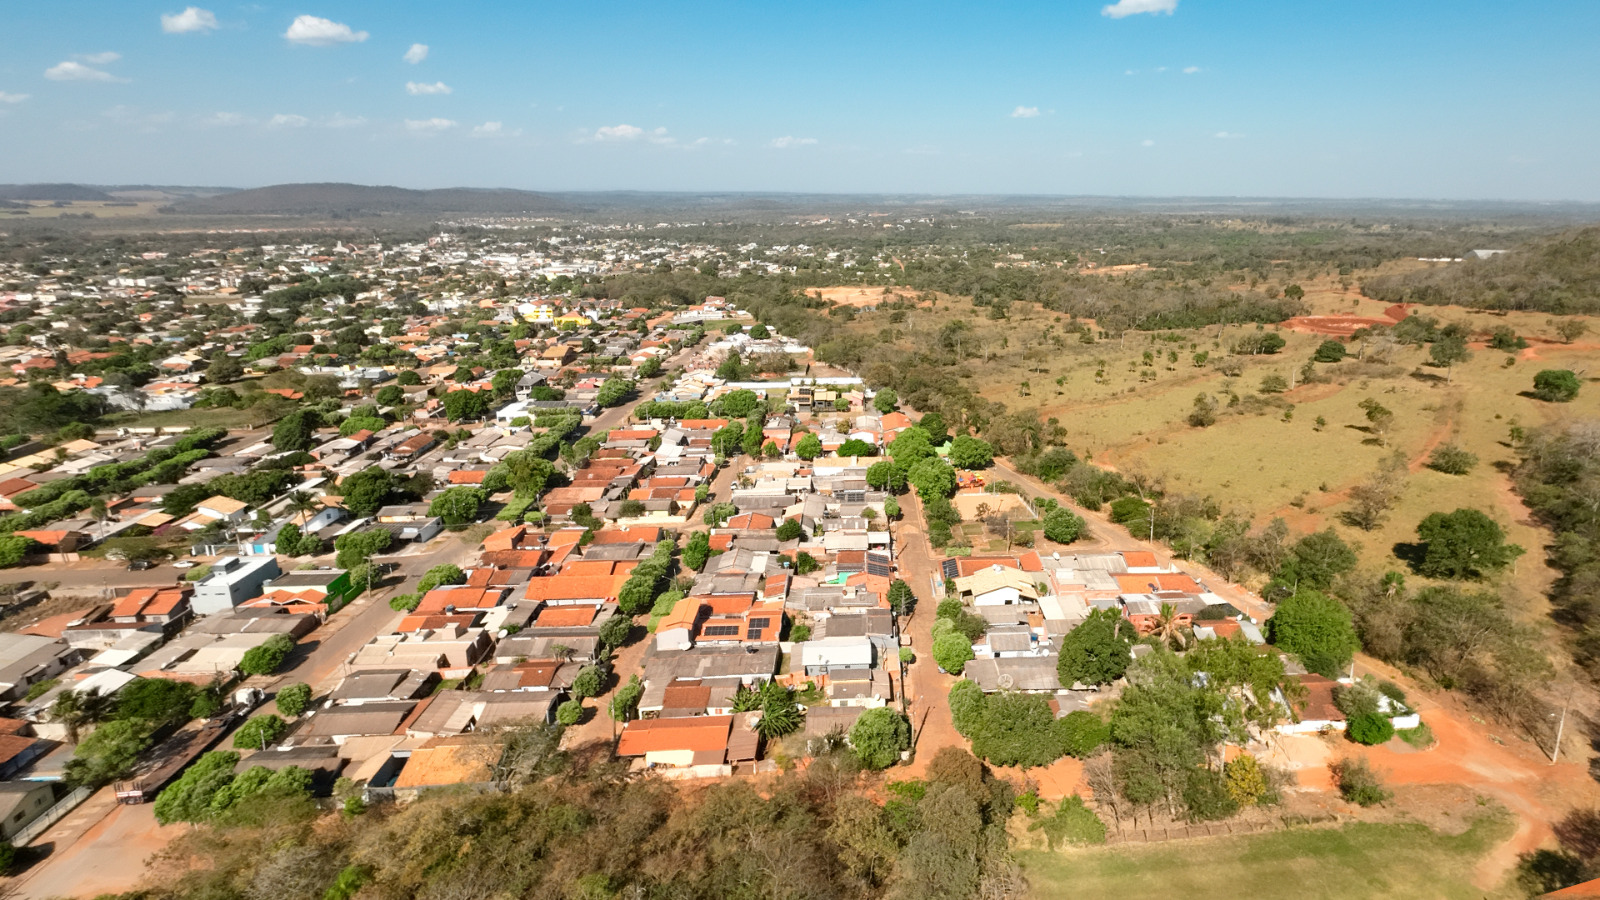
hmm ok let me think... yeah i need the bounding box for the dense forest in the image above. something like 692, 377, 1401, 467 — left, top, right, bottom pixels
1364, 224, 1600, 314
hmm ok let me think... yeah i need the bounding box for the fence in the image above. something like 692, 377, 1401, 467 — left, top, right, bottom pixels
15, 785, 94, 846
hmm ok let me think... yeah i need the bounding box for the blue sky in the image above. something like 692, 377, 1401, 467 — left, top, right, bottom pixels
2, 1, 1599, 199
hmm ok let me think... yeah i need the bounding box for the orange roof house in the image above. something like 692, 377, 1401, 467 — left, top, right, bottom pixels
1114, 573, 1203, 595
521, 574, 630, 606
616, 715, 733, 767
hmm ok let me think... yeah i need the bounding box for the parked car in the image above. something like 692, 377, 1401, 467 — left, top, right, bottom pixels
128, 560, 155, 571
172, 560, 196, 569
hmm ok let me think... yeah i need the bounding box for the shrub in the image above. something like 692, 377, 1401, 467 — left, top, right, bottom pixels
1182, 767, 1240, 822
1030, 795, 1107, 848
1333, 756, 1390, 806
1313, 340, 1347, 362
1347, 712, 1396, 746
898, 647, 915, 664
1426, 444, 1478, 475
1223, 754, 1268, 806
1397, 722, 1436, 749
556, 700, 583, 726
948, 680, 986, 737
1041, 507, 1085, 543
1109, 496, 1150, 525
1057, 710, 1109, 758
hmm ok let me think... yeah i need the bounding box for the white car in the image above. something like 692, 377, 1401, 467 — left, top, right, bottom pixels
172, 560, 197, 569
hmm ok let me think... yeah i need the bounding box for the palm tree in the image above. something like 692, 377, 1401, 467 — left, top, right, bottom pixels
285, 492, 319, 526
1150, 603, 1190, 651
52, 688, 114, 744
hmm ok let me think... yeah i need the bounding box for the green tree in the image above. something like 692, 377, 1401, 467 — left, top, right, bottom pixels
907, 458, 956, 500
682, 531, 712, 571
556, 700, 583, 726
932, 632, 974, 675
1042, 507, 1085, 543
883, 496, 901, 519
775, 519, 804, 542
1428, 334, 1470, 382
969, 692, 1065, 768
795, 433, 822, 460
1271, 528, 1357, 595
441, 388, 491, 422
948, 435, 994, 469
1267, 590, 1359, 677
396, 369, 422, 386
238, 634, 295, 676
429, 486, 487, 525
1057, 608, 1133, 687
608, 675, 645, 722
275, 683, 313, 717
337, 467, 395, 518
417, 563, 465, 593
865, 460, 905, 492
65, 719, 151, 787
52, 687, 116, 744
271, 409, 318, 452
887, 579, 916, 617
0, 534, 37, 568
849, 707, 910, 769
233, 714, 288, 749
872, 388, 898, 414
1415, 508, 1524, 579
948, 680, 986, 737
598, 614, 632, 651
207, 352, 244, 384
333, 527, 392, 568
1534, 369, 1581, 402
1312, 340, 1346, 363
153, 751, 240, 824
595, 377, 633, 408
836, 438, 877, 457
375, 384, 404, 406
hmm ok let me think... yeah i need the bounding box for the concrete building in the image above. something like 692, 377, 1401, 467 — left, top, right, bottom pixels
192, 556, 282, 615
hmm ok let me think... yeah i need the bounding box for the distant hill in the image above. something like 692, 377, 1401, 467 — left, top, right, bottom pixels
161, 183, 571, 217
0, 184, 114, 202
1364, 224, 1600, 314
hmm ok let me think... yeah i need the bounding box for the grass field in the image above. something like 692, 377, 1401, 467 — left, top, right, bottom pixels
101, 405, 282, 431
845, 270, 1600, 624
1019, 814, 1517, 900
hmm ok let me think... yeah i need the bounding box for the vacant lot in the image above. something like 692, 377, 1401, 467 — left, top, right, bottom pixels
1019, 813, 1517, 900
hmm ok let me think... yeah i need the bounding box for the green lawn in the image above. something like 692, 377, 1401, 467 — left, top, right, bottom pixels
1019, 814, 1516, 900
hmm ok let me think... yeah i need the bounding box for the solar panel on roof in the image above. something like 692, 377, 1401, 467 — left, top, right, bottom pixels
703, 625, 740, 636
746, 628, 763, 640
747, 617, 771, 630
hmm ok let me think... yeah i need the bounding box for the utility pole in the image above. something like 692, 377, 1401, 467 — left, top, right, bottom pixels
1551, 693, 1571, 765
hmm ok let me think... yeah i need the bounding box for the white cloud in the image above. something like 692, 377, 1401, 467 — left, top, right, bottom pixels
1102, 0, 1178, 18
284, 15, 368, 46
769, 136, 818, 149
45, 61, 121, 82
1141, 139, 1156, 147
1214, 131, 1243, 139
0, 92, 28, 104
161, 7, 218, 33
594, 124, 643, 141
324, 113, 367, 128
473, 121, 502, 135
404, 43, 429, 64
269, 113, 309, 128
1183, 66, 1201, 74
79, 51, 122, 64
405, 81, 451, 96
405, 117, 456, 134
201, 111, 246, 126
1010, 106, 1040, 118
